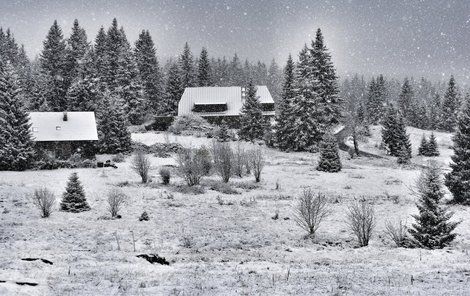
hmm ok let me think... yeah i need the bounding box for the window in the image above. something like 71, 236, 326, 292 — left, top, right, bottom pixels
56, 126, 61, 130
192, 103, 228, 112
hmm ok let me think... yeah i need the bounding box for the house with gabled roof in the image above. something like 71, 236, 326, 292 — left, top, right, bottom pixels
29, 111, 99, 158
177, 85, 275, 126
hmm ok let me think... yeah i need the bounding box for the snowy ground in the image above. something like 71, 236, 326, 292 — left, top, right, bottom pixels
1, 128, 470, 295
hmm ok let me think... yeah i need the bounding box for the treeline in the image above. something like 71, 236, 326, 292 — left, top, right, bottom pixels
0, 18, 283, 123
342, 74, 469, 132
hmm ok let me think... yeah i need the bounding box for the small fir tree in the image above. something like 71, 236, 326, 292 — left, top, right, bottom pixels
409, 162, 459, 249
238, 81, 266, 141
445, 99, 470, 204
60, 172, 91, 212
427, 133, 440, 156
397, 145, 411, 164
439, 76, 461, 132
316, 133, 341, 172
418, 134, 429, 156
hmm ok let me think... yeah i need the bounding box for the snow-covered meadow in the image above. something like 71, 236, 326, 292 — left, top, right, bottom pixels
1, 128, 470, 295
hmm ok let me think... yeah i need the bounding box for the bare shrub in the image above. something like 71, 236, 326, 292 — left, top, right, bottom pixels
232, 141, 246, 177
293, 189, 330, 238
346, 200, 376, 247
32, 188, 56, 218
195, 145, 212, 175
176, 148, 207, 186
384, 219, 410, 247
131, 150, 151, 183
107, 188, 127, 218
159, 167, 171, 185
248, 146, 264, 183
212, 141, 233, 183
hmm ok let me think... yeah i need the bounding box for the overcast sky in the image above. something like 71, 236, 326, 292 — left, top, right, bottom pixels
1, 0, 469, 82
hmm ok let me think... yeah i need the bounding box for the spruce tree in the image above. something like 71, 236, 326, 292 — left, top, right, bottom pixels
366, 75, 387, 124
267, 59, 282, 103
428, 94, 441, 130
93, 26, 108, 89
427, 133, 440, 156
310, 28, 341, 127
418, 134, 429, 156
238, 81, 266, 142
64, 19, 89, 88
396, 114, 412, 159
445, 99, 470, 204
179, 42, 196, 88
409, 162, 459, 249
197, 47, 212, 86
440, 76, 461, 132
135, 30, 164, 113
275, 54, 295, 150
96, 94, 132, 154
39, 20, 68, 111
163, 62, 184, 116
290, 45, 323, 151
228, 54, 243, 86
316, 133, 341, 172
0, 63, 35, 171
60, 172, 91, 212
382, 105, 411, 158
398, 78, 414, 123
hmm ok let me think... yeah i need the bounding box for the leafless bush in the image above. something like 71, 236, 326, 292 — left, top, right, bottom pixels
131, 150, 151, 183
107, 188, 127, 218
232, 141, 246, 177
212, 141, 233, 183
294, 189, 330, 238
176, 148, 207, 186
346, 200, 376, 247
32, 188, 56, 218
248, 146, 264, 183
384, 219, 410, 247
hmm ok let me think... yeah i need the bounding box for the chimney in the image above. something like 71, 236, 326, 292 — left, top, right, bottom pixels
63, 112, 68, 122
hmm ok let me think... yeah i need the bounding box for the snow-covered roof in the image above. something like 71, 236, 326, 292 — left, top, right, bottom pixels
29, 112, 99, 142
178, 85, 275, 117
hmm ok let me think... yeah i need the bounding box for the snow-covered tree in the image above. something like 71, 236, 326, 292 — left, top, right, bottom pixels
366, 75, 387, 124
179, 42, 196, 89
39, 20, 68, 111
60, 172, 91, 212
96, 94, 132, 154
64, 19, 89, 88
197, 47, 212, 86
275, 54, 295, 150
445, 99, 470, 204
440, 76, 461, 132
316, 133, 341, 172
238, 81, 266, 141
163, 62, 183, 116
0, 63, 35, 171
427, 133, 440, 156
398, 78, 414, 123
382, 105, 411, 158
409, 162, 459, 249
418, 134, 429, 156
428, 94, 442, 130
134, 30, 164, 113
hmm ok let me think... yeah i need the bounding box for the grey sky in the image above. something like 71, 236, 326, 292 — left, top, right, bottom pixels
1, 0, 469, 82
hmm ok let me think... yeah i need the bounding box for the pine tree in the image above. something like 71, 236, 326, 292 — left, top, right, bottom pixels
179, 42, 196, 88
427, 133, 440, 156
228, 54, 243, 86
93, 26, 108, 89
398, 78, 414, 123
267, 59, 282, 104
310, 28, 341, 126
445, 99, 470, 204
275, 54, 295, 150
316, 133, 341, 172
163, 62, 183, 116
135, 30, 164, 113
366, 75, 387, 124
197, 47, 212, 86
64, 19, 89, 88
39, 20, 68, 111
96, 94, 132, 154
0, 62, 35, 170
440, 76, 461, 132
290, 45, 323, 151
418, 134, 429, 156
409, 162, 459, 249
382, 105, 411, 158
428, 93, 441, 130
238, 81, 266, 141
60, 172, 91, 212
